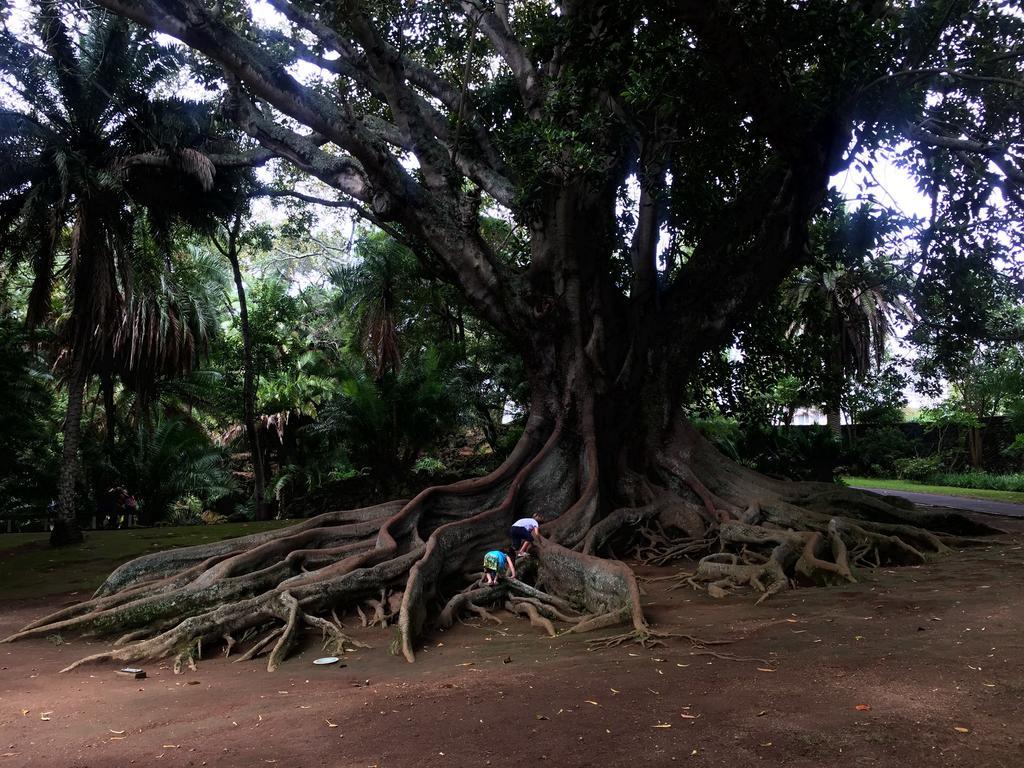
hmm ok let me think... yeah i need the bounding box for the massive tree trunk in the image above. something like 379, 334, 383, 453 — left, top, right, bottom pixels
52, 352, 87, 546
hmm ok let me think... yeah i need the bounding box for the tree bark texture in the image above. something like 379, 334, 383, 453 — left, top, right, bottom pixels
52, 352, 87, 546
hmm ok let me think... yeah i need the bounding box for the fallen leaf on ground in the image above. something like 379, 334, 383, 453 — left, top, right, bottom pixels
40, 712, 52, 721
109, 729, 125, 735
651, 723, 672, 728
854, 635, 864, 641
760, 742, 773, 747
186, 681, 200, 686
20, 710, 28, 716
756, 668, 775, 673
325, 719, 339, 728
535, 715, 549, 720
953, 726, 970, 733
983, 683, 996, 687
855, 704, 871, 711
585, 700, 599, 706
162, 745, 179, 749
676, 663, 689, 668
455, 662, 474, 667
610, 688, 619, 694
757, 710, 767, 716
680, 713, 701, 719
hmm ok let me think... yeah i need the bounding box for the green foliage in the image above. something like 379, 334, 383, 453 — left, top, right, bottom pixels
841, 426, 917, 478
116, 417, 234, 523
412, 456, 446, 475
165, 494, 204, 526
923, 472, 1024, 494
0, 316, 60, 518
316, 346, 465, 487
739, 425, 842, 483
696, 417, 840, 482
690, 415, 744, 463
893, 455, 944, 482
846, 362, 909, 426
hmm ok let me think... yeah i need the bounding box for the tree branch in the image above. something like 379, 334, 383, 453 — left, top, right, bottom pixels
460, 0, 542, 118
908, 123, 1024, 188
252, 184, 410, 246
267, 0, 515, 204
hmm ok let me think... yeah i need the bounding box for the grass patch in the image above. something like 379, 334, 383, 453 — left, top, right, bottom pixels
0, 521, 294, 600
843, 476, 1024, 505
926, 471, 1024, 493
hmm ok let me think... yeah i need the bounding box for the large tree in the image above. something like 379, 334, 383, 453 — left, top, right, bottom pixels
8, 1, 1021, 668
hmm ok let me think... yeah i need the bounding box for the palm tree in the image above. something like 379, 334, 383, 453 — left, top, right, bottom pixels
0, 3, 246, 543
119, 415, 235, 525
330, 232, 426, 380
785, 201, 913, 434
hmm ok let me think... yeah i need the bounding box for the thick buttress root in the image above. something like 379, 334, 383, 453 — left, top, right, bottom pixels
1, 418, 999, 672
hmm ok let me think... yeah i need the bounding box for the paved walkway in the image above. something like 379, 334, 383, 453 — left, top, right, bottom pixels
851, 486, 1024, 519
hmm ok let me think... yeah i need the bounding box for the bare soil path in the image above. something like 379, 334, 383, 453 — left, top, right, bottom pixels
1, 510, 1022, 768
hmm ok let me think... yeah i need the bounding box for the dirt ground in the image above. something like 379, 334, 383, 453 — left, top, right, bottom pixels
2, 509, 1023, 768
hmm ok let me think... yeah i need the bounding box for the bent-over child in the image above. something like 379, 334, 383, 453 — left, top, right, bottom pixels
482, 549, 516, 584
509, 514, 541, 556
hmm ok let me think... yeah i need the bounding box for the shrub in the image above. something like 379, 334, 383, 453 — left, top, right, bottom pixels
742, 425, 840, 482
893, 455, 944, 481
923, 472, 1024, 493
166, 495, 204, 526
696, 419, 840, 482
841, 426, 916, 477
692, 415, 744, 463
413, 456, 446, 474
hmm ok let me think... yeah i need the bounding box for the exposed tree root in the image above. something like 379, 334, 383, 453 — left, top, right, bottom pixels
266, 592, 301, 672
506, 600, 557, 636
235, 627, 283, 663
585, 627, 735, 651
5, 416, 1000, 673
688, 649, 771, 665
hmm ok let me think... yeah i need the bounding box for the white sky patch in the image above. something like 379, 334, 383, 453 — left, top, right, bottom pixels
831, 151, 931, 220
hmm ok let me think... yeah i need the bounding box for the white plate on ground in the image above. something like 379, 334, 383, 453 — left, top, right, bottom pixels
313, 656, 340, 665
